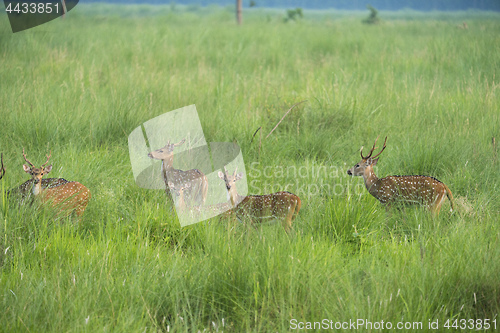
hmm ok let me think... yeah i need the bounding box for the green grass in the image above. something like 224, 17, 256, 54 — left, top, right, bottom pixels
0, 4, 499, 332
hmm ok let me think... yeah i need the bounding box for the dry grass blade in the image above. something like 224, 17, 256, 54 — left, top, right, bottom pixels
0, 153, 5, 180
250, 127, 262, 144
493, 136, 497, 163
266, 100, 307, 139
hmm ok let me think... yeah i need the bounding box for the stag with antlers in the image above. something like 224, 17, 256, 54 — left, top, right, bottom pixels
22, 149, 91, 217
218, 168, 301, 232
347, 137, 454, 214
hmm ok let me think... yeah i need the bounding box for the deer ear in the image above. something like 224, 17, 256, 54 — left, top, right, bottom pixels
45, 165, 52, 174
218, 171, 225, 180
23, 164, 31, 173
235, 172, 244, 181
371, 158, 379, 166
167, 181, 174, 188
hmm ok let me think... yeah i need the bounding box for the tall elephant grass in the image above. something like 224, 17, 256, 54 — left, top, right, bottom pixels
0, 4, 499, 332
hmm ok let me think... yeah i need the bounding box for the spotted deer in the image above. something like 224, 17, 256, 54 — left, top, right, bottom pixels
218, 168, 301, 232
347, 137, 454, 215
148, 139, 208, 208
22, 149, 91, 217
1, 152, 71, 202
11, 177, 72, 203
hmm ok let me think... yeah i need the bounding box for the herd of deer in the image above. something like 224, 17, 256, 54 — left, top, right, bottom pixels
0, 136, 454, 229
147, 136, 454, 232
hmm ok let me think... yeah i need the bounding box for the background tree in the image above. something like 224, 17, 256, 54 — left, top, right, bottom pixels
236, 0, 242, 25
362, 4, 380, 24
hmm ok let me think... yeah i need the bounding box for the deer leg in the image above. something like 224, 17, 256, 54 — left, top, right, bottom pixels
251, 222, 259, 232
281, 215, 291, 233
284, 216, 293, 233
428, 190, 446, 216
384, 203, 392, 215
430, 193, 446, 216
201, 177, 208, 206
244, 213, 258, 231
428, 203, 439, 216
283, 203, 297, 233
218, 209, 236, 231
292, 198, 301, 222
190, 182, 199, 208
165, 188, 175, 207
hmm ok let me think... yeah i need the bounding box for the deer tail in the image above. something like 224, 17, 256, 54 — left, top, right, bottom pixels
443, 184, 454, 212
294, 195, 302, 218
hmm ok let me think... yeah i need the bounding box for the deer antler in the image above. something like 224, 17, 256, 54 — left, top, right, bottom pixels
360, 137, 377, 159
361, 136, 387, 159
371, 136, 387, 159
173, 139, 186, 147
22, 148, 35, 167
41, 151, 52, 167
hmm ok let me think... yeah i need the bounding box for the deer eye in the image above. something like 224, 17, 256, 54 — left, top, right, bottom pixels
355, 164, 359, 168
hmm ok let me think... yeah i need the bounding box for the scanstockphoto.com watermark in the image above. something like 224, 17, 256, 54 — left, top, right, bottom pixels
247, 161, 368, 199
290, 318, 497, 331
248, 178, 366, 199
290, 318, 424, 330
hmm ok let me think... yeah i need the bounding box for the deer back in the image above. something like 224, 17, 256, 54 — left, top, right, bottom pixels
41, 181, 91, 217
218, 169, 301, 232
234, 191, 301, 220
373, 175, 448, 206
9, 178, 70, 203
165, 168, 208, 206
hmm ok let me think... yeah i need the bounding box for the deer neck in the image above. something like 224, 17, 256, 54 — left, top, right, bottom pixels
228, 187, 244, 208
362, 165, 380, 196
161, 156, 174, 185
32, 178, 43, 196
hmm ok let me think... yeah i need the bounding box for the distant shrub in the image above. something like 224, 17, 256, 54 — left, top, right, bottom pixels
249, 0, 257, 7
186, 3, 201, 12
284, 8, 303, 23
363, 5, 380, 24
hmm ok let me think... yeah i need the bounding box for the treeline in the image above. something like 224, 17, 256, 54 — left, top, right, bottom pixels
83, 0, 500, 11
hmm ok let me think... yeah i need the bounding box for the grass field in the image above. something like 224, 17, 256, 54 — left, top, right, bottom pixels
0, 4, 499, 332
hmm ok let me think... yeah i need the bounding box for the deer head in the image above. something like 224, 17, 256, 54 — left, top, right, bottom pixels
22, 149, 52, 186
167, 181, 191, 198
218, 167, 243, 206
167, 181, 191, 211
147, 139, 186, 162
347, 136, 387, 177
